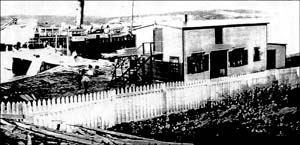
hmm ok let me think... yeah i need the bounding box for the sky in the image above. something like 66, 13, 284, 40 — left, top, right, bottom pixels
1, 1, 298, 17
1, 1, 299, 54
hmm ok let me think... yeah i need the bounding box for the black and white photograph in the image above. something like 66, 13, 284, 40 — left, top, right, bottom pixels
1, 0, 300, 144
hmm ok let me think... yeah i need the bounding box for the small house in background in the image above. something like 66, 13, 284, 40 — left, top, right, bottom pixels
286, 53, 300, 68
267, 43, 286, 69
133, 16, 287, 82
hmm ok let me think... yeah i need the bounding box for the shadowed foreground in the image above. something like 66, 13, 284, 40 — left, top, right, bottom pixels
109, 82, 300, 142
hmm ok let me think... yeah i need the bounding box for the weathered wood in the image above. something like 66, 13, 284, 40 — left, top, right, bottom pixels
73, 125, 193, 145
13, 121, 102, 145
117, 138, 193, 145
2, 120, 190, 145
19, 94, 30, 101
0, 123, 27, 140
78, 127, 121, 145
0, 114, 25, 119
72, 124, 152, 141
1, 119, 60, 143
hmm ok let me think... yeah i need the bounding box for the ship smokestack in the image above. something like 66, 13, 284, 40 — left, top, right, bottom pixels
184, 14, 188, 25
76, 0, 84, 28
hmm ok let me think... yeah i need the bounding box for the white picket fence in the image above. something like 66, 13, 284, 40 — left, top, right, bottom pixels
1, 67, 299, 132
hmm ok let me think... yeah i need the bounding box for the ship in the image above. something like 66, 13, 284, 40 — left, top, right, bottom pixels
3, 0, 136, 60
68, 21, 136, 59
1, 47, 112, 84
1, 0, 136, 83
68, 0, 136, 59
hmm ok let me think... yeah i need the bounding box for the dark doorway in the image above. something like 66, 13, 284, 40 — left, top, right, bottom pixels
12, 58, 32, 76
169, 56, 181, 81
210, 50, 228, 79
267, 49, 276, 69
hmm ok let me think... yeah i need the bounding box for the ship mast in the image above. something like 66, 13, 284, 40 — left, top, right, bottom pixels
131, 0, 134, 32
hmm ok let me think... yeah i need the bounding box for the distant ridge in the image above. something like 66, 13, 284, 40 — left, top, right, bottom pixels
1, 9, 264, 26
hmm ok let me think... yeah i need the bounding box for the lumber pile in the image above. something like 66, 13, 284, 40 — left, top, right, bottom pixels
0, 119, 192, 145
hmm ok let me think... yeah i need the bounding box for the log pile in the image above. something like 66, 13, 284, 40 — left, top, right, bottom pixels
0, 119, 192, 145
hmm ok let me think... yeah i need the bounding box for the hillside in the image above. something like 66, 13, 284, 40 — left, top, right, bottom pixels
1, 9, 265, 26
109, 82, 300, 139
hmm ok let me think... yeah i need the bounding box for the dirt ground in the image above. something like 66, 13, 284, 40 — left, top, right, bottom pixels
0, 66, 112, 102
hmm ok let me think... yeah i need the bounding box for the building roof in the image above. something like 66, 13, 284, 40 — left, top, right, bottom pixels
190, 44, 247, 54
159, 18, 269, 30
267, 43, 287, 46
133, 24, 155, 31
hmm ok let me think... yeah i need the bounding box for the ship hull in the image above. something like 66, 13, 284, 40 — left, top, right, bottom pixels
70, 34, 136, 59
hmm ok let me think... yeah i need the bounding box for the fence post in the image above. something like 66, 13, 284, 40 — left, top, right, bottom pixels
11, 102, 16, 115
56, 97, 61, 113
51, 98, 56, 112
16, 102, 21, 115
31, 101, 36, 114
107, 90, 116, 127
0, 102, 5, 115
27, 101, 32, 115
42, 99, 46, 113
37, 100, 42, 114
134, 94, 139, 121
146, 92, 151, 119
161, 84, 168, 115
22, 102, 27, 115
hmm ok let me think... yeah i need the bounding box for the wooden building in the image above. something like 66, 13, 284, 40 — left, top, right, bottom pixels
133, 18, 286, 82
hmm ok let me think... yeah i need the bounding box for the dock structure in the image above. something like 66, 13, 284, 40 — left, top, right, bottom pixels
103, 40, 179, 89
104, 43, 156, 88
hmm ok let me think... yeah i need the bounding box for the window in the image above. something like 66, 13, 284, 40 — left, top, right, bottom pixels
215, 27, 223, 44
187, 52, 209, 74
169, 56, 180, 76
169, 56, 179, 63
229, 48, 248, 67
253, 47, 261, 61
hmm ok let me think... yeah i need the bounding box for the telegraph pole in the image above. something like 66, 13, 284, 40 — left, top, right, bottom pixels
67, 29, 71, 56
55, 32, 58, 48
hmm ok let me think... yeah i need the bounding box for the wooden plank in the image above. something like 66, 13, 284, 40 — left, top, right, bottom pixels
1, 119, 58, 143
78, 127, 123, 145
72, 124, 151, 141
78, 126, 164, 145
0, 114, 25, 119
73, 125, 193, 145
30, 94, 36, 100
19, 94, 30, 101
117, 138, 193, 145
13, 122, 102, 145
